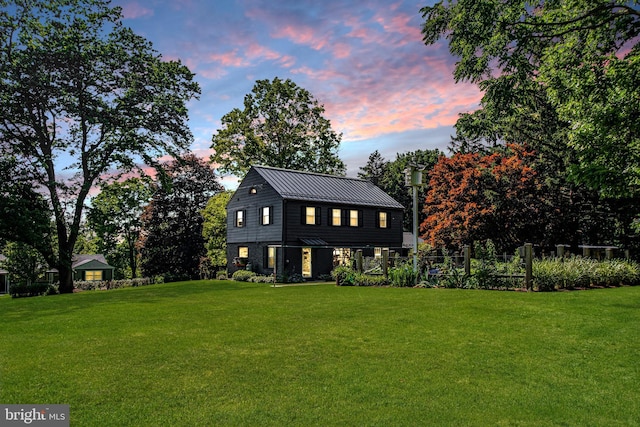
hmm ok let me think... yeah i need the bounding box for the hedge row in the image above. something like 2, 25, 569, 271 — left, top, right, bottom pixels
73, 277, 162, 291
532, 257, 640, 291
9, 282, 55, 298
331, 257, 640, 291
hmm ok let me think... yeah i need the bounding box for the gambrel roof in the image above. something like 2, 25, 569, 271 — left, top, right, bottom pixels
251, 165, 404, 209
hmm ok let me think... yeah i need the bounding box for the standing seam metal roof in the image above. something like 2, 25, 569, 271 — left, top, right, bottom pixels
252, 165, 404, 209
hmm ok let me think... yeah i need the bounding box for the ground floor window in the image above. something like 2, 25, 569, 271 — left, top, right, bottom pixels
374, 248, 389, 258
85, 270, 102, 281
238, 247, 249, 258
333, 248, 351, 266
267, 247, 276, 269
302, 247, 312, 278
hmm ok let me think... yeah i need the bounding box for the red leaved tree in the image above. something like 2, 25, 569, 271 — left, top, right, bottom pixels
421, 144, 542, 252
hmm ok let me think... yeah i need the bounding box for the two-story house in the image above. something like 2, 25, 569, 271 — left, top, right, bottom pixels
226, 166, 404, 279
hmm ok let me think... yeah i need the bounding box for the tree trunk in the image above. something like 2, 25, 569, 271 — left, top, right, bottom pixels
128, 239, 138, 278
57, 253, 74, 294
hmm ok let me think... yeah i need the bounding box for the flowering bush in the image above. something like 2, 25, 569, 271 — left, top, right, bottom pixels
74, 277, 157, 291
248, 275, 275, 283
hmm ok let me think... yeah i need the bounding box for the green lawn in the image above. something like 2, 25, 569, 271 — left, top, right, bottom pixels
1, 282, 639, 426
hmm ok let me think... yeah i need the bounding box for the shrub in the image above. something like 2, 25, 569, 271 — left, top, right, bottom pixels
232, 270, 257, 282
248, 275, 275, 283
388, 263, 418, 287
216, 271, 228, 280
331, 266, 388, 286
471, 240, 499, 289
332, 265, 355, 286
74, 278, 155, 291
276, 272, 305, 283
286, 273, 305, 283
352, 273, 388, 287
10, 282, 53, 298
425, 249, 471, 289
532, 257, 640, 291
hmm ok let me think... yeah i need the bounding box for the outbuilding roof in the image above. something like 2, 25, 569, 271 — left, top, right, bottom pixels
72, 254, 113, 270
252, 165, 404, 209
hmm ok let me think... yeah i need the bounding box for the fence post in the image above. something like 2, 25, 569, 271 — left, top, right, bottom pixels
556, 244, 565, 259
356, 250, 363, 273
525, 243, 533, 290
463, 245, 471, 276
605, 248, 613, 260
382, 249, 389, 278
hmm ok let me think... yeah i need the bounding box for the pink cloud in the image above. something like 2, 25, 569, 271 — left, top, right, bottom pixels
309, 51, 482, 141
245, 43, 296, 68
119, 2, 153, 19
198, 67, 229, 80
129, 0, 482, 159
271, 25, 329, 50
373, 10, 422, 46
291, 66, 344, 82
333, 42, 351, 59
209, 50, 250, 67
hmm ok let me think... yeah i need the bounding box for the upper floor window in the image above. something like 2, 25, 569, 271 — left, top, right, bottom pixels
331, 208, 342, 226
378, 211, 388, 228
261, 206, 272, 225
304, 206, 320, 225
235, 210, 245, 227
349, 209, 361, 227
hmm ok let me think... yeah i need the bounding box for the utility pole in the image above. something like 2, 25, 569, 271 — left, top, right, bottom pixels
404, 164, 425, 275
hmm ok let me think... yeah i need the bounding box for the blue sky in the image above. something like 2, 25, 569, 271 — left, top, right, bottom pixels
112, 0, 482, 185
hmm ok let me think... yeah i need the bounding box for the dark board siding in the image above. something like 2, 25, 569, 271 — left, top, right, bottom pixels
227, 169, 283, 244
284, 200, 403, 248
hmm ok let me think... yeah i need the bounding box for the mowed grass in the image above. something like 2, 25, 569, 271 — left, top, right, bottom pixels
1, 282, 639, 426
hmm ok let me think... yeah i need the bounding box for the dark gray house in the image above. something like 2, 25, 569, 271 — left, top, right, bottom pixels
226, 166, 404, 279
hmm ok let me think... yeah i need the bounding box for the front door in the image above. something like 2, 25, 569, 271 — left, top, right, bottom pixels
302, 247, 312, 278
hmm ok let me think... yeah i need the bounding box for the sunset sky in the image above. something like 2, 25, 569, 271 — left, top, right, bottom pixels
112, 0, 483, 185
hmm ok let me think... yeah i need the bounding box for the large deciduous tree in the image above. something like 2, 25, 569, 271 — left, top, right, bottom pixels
210, 77, 346, 177
421, 0, 640, 197
87, 177, 152, 279
137, 155, 223, 282
0, 0, 199, 292
421, 144, 543, 251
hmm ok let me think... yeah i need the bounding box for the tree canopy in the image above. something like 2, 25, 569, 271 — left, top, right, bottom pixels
210, 77, 346, 178
0, 0, 200, 292
201, 191, 233, 270
421, 0, 640, 197
421, 144, 543, 251
359, 149, 442, 230
138, 155, 223, 282
87, 177, 152, 279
